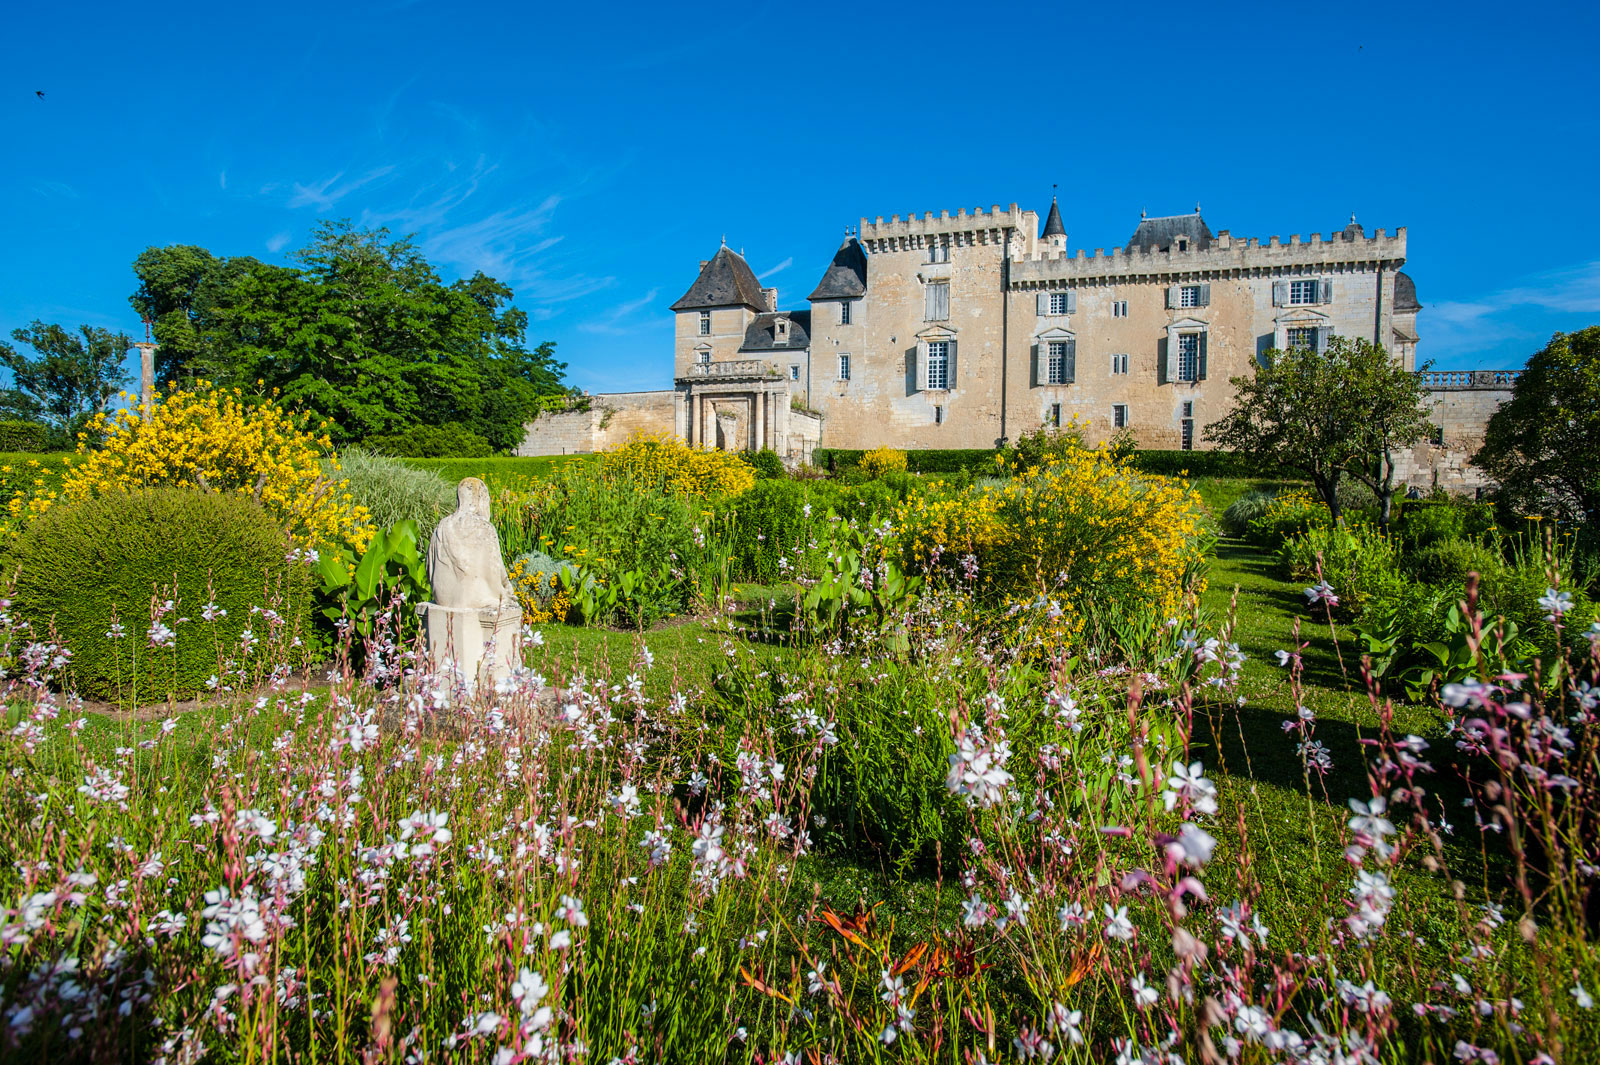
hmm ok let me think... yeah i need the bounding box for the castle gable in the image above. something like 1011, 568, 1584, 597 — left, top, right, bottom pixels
740, 311, 812, 352
1126, 213, 1215, 252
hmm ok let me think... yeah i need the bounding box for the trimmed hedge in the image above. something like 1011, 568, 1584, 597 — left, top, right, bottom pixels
400, 454, 599, 490
7, 487, 313, 703
0, 421, 49, 453
1123, 450, 1283, 478
813, 448, 1000, 474
814, 447, 1282, 479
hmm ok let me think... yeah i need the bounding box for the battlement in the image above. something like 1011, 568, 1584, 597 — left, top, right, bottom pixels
859, 204, 1037, 250
1009, 227, 1408, 284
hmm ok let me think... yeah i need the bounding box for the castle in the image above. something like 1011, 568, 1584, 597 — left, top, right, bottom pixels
519, 197, 1511, 490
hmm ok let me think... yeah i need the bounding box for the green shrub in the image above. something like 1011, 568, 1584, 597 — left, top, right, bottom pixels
401, 455, 596, 491
1125, 450, 1278, 478
0, 421, 49, 453
1398, 499, 1497, 550
742, 448, 785, 480
7, 488, 312, 702
1278, 522, 1403, 617
1221, 490, 1277, 537
364, 422, 494, 458
337, 448, 456, 545
1408, 538, 1504, 586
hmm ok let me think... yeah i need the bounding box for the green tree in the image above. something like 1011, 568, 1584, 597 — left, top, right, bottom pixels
1472, 326, 1600, 522
127, 222, 571, 448
0, 322, 131, 436
1206, 336, 1432, 531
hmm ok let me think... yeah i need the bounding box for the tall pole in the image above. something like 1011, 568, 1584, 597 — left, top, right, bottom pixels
134, 318, 156, 417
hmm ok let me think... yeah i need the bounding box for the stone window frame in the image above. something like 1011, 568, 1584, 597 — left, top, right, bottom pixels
1164, 318, 1209, 384
699, 310, 711, 335
839, 300, 852, 326
1110, 352, 1129, 375
1272, 309, 1331, 353
1112, 403, 1129, 429
1033, 326, 1075, 387
694, 345, 713, 366
838, 353, 851, 381
915, 325, 958, 392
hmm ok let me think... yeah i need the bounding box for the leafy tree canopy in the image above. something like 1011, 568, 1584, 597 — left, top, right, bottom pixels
1205, 336, 1433, 529
1473, 326, 1600, 523
0, 321, 130, 437
129, 221, 570, 450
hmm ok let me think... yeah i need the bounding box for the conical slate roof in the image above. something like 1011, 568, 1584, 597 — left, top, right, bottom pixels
808, 237, 867, 301
1393, 271, 1421, 311
1041, 198, 1066, 238
670, 246, 769, 312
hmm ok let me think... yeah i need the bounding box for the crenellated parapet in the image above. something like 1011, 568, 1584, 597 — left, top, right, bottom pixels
858, 204, 1038, 253
1009, 227, 1408, 286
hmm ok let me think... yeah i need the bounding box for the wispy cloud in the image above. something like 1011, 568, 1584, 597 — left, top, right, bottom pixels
579, 288, 662, 335
266, 231, 292, 253
287, 166, 398, 210
1426, 260, 1600, 359
32, 181, 78, 200
219, 171, 227, 190
757, 257, 792, 281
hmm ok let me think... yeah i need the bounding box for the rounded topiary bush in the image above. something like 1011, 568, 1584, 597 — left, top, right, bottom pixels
1408, 538, 1504, 587
8, 487, 312, 702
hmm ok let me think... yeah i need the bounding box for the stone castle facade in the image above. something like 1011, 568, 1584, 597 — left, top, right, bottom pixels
519, 196, 1512, 490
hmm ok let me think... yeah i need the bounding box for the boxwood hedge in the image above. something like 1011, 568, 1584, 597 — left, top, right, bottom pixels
7, 487, 313, 703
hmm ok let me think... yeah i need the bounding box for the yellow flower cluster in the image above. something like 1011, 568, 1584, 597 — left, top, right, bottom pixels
859, 446, 908, 478
895, 445, 1206, 641
599, 432, 754, 498
988, 447, 1206, 634
1249, 488, 1329, 544
45, 385, 371, 550
506, 556, 573, 625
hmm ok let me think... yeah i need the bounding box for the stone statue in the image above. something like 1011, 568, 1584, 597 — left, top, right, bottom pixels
418, 477, 521, 688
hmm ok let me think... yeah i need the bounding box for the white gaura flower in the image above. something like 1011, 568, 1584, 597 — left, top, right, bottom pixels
1538, 587, 1574, 622
1163, 761, 1219, 816
1129, 972, 1158, 1009
1103, 904, 1135, 941
1572, 983, 1596, 1010
399, 811, 452, 857
1166, 823, 1218, 868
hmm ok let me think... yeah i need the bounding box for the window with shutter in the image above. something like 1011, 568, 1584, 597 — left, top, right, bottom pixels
1316, 327, 1331, 354
1196, 283, 1210, 307
1272, 281, 1289, 307
1286, 327, 1318, 350
926, 282, 949, 321
1036, 293, 1049, 316
1177, 334, 1200, 381
1049, 292, 1072, 315
1319, 280, 1334, 304
926, 341, 950, 390
1179, 285, 1201, 308
1046, 341, 1069, 384
1166, 285, 1179, 309
1197, 333, 1208, 380
1289, 279, 1319, 305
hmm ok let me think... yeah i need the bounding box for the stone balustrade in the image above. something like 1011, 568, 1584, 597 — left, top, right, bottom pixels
1417, 370, 1521, 390
683, 359, 780, 379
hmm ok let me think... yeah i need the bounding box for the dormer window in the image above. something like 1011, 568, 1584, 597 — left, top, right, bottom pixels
775, 317, 788, 343
699, 310, 711, 335
1177, 239, 1188, 252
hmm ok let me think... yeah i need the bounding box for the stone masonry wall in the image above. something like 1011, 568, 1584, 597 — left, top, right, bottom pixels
516, 391, 678, 455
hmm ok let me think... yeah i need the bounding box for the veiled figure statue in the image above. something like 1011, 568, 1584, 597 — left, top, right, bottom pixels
419, 477, 521, 688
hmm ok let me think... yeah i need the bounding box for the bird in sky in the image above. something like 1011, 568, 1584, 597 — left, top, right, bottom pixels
35, 90, 45, 99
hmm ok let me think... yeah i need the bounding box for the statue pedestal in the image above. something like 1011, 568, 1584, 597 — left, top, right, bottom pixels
416, 602, 521, 688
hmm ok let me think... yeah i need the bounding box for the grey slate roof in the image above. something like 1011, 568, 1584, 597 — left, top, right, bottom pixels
1125, 213, 1214, 252
1041, 198, 1066, 238
670, 246, 769, 312
740, 311, 811, 352
1393, 271, 1421, 311
807, 238, 867, 301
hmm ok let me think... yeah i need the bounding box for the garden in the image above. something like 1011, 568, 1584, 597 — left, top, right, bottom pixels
0, 385, 1597, 1065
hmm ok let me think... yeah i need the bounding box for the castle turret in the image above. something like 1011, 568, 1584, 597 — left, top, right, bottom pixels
1040, 195, 1066, 251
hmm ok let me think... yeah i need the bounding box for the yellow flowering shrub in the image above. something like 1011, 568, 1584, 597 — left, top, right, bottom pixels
987, 447, 1206, 637
599, 432, 755, 498
895, 446, 1206, 644
859, 446, 908, 478
1246, 488, 1329, 549
507, 555, 574, 625
45, 385, 371, 550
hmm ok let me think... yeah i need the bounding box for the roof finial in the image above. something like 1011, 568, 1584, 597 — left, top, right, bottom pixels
1350, 213, 1357, 224
1141, 209, 1147, 219
720, 234, 727, 248
1052, 182, 1058, 201
1195, 202, 1202, 214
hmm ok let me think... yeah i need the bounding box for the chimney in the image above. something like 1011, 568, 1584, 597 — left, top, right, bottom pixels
764, 287, 778, 312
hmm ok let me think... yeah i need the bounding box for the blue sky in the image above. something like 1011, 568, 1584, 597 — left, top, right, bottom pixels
3, 0, 1598, 393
